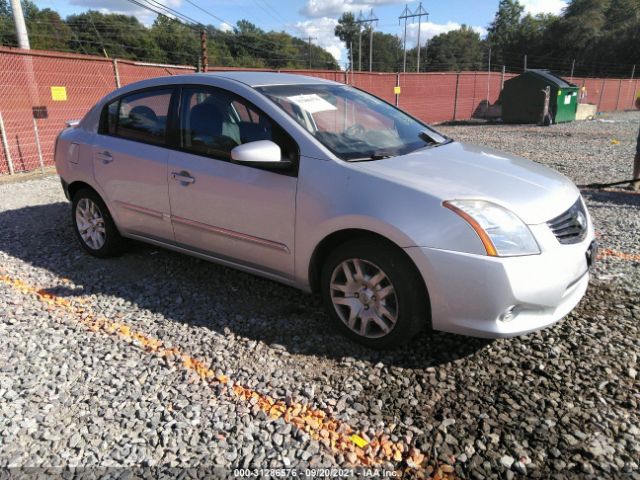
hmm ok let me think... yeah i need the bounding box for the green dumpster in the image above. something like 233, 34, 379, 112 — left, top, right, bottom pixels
499, 69, 579, 124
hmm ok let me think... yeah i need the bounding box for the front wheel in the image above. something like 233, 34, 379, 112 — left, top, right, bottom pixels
320, 239, 428, 349
71, 188, 123, 258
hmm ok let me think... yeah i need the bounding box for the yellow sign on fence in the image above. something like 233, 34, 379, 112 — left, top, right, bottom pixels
50, 86, 67, 101
394, 86, 401, 95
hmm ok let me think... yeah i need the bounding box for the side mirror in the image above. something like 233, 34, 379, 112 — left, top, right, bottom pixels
230, 140, 292, 170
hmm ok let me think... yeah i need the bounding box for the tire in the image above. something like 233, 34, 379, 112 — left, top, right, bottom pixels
71, 188, 123, 258
320, 238, 429, 349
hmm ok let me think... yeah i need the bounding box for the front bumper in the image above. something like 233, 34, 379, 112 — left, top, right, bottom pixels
405, 223, 594, 338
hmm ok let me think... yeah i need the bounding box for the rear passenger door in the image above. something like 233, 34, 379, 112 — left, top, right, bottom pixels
93, 88, 175, 241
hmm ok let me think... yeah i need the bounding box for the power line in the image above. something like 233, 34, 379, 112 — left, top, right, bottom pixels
144, 0, 202, 26
181, 0, 226, 25
124, 0, 198, 30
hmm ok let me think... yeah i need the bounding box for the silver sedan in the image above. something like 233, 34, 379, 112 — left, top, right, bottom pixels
55, 72, 596, 348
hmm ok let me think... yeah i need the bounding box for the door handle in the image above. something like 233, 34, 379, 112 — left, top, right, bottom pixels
171, 171, 195, 185
97, 151, 113, 164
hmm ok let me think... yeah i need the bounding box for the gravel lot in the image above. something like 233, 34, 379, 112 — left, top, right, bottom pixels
1, 111, 639, 478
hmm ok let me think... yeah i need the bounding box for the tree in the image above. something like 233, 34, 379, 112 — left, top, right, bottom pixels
150, 15, 198, 64
26, 7, 73, 51
508, 13, 559, 67
605, 0, 640, 28
68, 11, 162, 61
419, 26, 486, 71
0, 0, 16, 46
487, 0, 525, 64
354, 29, 402, 72
334, 12, 359, 69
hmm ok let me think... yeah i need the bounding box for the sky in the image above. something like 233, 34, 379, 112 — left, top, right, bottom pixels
33, 0, 568, 66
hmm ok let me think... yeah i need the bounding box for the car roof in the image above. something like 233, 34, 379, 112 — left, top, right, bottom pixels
201, 71, 341, 87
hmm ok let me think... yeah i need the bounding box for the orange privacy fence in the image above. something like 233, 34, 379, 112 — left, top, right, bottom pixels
1, 47, 638, 175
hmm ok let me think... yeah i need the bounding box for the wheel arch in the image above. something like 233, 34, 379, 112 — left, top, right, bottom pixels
308, 228, 430, 304
68, 181, 122, 236
67, 180, 99, 200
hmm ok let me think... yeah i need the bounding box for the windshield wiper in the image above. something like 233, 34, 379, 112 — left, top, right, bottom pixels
347, 153, 393, 162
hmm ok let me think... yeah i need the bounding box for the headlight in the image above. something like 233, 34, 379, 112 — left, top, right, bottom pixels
444, 200, 540, 257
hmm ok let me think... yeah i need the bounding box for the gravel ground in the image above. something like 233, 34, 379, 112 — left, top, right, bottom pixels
1, 111, 639, 478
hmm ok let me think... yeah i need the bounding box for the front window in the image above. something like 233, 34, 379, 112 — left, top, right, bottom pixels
178, 87, 298, 163
257, 84, 448, 161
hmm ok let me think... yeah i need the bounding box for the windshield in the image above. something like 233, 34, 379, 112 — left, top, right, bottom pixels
257, 84, 449, 161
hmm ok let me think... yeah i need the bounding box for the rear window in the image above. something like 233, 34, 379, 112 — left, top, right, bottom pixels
103, 89, 172, 146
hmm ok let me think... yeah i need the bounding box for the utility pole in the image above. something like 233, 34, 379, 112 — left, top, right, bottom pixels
398, 3, 428, 73
355, 9, 378, 72
307, 36, 317, 69
414, 3, 428, 72
10, 0, 30, 49
570, 58, 575, 83
399, 5, 410, 73
200, 29, 208, 72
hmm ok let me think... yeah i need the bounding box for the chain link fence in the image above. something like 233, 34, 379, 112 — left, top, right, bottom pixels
1, 47, 638, 175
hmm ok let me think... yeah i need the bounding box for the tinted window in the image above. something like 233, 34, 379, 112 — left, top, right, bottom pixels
179, 87, 297, 163
104, 89, 172, 146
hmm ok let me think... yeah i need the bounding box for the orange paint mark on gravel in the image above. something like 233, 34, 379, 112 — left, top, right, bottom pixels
0, 271, 450, 476
598, 248, 640, 262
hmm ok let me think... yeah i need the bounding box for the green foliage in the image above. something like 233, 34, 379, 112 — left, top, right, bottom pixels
487, 0, 526, 64
485, 0, 639, 76
150, 15, 198, 64
0, 0, 15, 46
0, 4, 338, 70
407, 25, 485, 71
335, 14, 402, 72
355, 29, 402, 72
335, 12, 359, 68
27, 8, 73, 51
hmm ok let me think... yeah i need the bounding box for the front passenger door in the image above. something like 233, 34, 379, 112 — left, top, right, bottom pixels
167, 87, 298, 278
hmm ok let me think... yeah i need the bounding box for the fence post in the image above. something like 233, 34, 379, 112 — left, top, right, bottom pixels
452, 72, 460, 121
630, 65, 636, 109
472, 72, 477, 117
32, 117, 45, 173
500, 65, 505, 91
395, 72, 400, 107
0, 111, 13, 175
615, 79, 622, 111
598, 79, 605, 111
112, 59, 121, 88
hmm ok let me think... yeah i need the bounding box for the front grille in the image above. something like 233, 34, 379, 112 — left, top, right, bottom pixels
547, 199, 588, 245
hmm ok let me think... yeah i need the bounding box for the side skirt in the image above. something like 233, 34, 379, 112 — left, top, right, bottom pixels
125, 233, 303, 290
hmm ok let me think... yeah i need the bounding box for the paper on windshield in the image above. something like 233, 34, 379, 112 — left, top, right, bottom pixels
286, 94, 337, 114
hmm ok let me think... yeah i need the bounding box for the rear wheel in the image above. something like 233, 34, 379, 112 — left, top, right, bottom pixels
71, 188, 122, 258
320, 239, 428, 349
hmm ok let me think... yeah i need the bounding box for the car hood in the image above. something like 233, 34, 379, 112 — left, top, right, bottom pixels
356, 141, 580, 225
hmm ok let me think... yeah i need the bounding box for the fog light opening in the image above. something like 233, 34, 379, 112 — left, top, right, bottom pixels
499, 305, 518, 323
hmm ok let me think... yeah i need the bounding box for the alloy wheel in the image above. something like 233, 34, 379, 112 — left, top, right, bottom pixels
329, 258, 399, 338
75, 197, 107, 250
